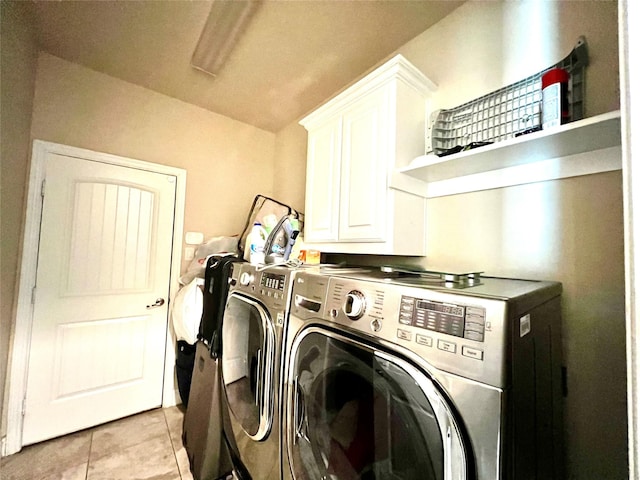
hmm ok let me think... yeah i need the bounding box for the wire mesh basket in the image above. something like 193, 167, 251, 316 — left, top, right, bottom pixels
426, 36, 589, 156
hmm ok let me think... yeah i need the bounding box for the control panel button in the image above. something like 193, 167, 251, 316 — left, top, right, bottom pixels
465, 322, 485, 333
437, 339, 457, 353
416, 334, 433, 347
400, 296, 415, 307
463, 331, 484, 342
397, 329, 412, 341
462, 346, 484, 360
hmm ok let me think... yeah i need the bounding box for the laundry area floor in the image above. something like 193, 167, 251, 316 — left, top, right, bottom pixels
1, 406, 193, 480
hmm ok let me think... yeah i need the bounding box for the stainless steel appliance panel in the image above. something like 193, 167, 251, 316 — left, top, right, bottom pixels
221, 263, 300, 480
282, 269, 563, 480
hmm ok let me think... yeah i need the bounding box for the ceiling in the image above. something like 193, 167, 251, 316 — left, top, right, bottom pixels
30, 0, 463, 132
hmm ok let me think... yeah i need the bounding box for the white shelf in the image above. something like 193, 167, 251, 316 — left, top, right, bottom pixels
398, 110, 621, 184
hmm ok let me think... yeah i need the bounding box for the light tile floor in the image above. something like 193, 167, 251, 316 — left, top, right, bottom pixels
1, 406, 193, 480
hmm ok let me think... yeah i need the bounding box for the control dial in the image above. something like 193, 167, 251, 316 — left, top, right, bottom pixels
344, 290, 366, 320
239, 272, 253, 286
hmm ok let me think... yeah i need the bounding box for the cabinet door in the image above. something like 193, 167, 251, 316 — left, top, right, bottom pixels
304, 120, 342, 242
339, 87, 389, 241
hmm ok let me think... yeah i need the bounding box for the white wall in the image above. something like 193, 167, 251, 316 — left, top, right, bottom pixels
30, 53, 278, 266
2, 49, 278, 442
273, 120, 308, 213
399, 0, 619, 119
0, 0, 39, 440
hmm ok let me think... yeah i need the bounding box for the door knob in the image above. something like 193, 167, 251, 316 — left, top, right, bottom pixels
146, 298, 165, 309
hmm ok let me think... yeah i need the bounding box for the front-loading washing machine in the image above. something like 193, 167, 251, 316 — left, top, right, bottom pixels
220, 262, 301, 480
281, 269, 564, 480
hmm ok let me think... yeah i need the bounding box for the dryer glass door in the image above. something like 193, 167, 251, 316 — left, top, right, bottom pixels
286, 328, 469, 480
221, 293, 275, 441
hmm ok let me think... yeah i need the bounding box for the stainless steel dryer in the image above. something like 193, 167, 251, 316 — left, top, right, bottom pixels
281, 269, 564, 480
220, 263, 300, 480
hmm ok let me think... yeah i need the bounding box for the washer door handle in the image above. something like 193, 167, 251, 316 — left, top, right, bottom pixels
293, 376, 308, 444
146, 298, 165, 309
255, 349, 262, 406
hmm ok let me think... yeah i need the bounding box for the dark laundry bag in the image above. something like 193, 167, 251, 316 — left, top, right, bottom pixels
177, 253, 239, 408
176, 340, 197, 406
183, 340, 234, 480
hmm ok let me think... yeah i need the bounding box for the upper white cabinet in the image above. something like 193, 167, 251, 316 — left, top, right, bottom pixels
300, 55, 436, 255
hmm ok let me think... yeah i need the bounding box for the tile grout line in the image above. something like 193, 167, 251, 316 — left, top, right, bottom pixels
163, 408, 183, 479
84, 429, 93, 480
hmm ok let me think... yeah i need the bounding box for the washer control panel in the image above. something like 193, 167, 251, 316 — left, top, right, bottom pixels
289, 271, 516, 387
290, 270, 550, 388
231, 263, 296, 307
399, 296, 486, 342
260, 271, 286, 291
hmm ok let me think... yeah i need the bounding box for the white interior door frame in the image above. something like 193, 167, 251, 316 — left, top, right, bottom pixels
620, 1, 640, 478
4, 140, 186, 456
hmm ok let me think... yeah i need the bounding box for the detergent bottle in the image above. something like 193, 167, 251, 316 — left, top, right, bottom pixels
248, 222, 267, 265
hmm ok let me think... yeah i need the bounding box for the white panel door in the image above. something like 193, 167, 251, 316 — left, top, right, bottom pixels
22, 153, 176, 445
304, 120, 342, 242
339, 87, 388, 241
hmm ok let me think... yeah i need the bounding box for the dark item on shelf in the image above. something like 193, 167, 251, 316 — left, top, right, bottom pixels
438, 141, 494, 157
463, 141, 493, 151
515, 126, 543, 137
438, 145, 464, 157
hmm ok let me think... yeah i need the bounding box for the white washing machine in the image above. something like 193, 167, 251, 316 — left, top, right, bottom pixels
281, 269, 564, 480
